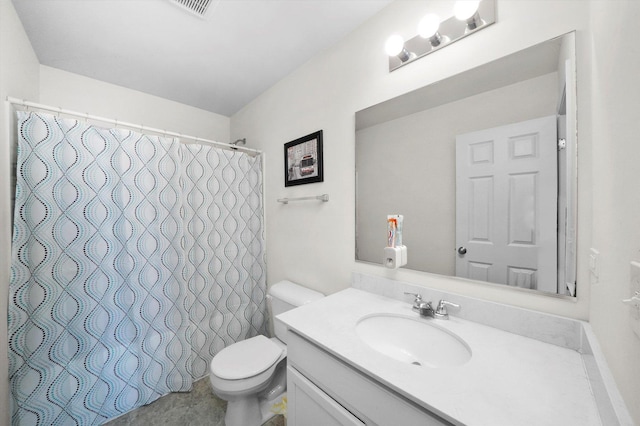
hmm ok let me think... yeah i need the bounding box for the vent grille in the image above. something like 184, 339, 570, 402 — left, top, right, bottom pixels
171, 0, 214, 17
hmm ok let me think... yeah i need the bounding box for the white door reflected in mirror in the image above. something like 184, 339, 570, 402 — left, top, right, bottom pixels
455, 116, 558, 293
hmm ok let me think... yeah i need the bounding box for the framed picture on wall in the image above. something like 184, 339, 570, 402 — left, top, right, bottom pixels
284, 130, 324, 187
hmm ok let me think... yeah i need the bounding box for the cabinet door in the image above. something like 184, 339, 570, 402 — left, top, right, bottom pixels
288, 366, 365, 426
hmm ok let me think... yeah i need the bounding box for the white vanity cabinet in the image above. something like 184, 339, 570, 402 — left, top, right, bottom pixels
287, 366, 365, 426
286, 331, 452, 426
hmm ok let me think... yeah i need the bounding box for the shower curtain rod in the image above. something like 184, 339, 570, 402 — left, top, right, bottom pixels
6, 97, 261, 156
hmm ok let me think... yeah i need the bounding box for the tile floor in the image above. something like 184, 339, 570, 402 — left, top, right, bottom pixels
103, 378, 285, 426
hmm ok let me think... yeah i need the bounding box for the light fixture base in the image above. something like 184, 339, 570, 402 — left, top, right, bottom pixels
388, 0, 496, 72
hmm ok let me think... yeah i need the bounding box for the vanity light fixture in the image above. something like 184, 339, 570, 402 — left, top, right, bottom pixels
417, 14, 447, 47
386, 0, 495, 72
454, 0, 484, 31
384, 34, 415, 63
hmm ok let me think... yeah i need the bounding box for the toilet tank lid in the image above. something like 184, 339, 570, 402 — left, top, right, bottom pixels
269, 280, 324, 307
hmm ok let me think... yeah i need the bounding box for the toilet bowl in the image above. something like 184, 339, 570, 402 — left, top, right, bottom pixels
208, 280, 323, 426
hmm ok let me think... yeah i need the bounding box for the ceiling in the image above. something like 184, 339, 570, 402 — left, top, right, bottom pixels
13, 0, 392, 117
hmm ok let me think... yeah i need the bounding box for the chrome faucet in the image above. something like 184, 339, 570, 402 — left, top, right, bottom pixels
434, 300, 460, 320
404, 292, 434, 317
405, 293, 461, 319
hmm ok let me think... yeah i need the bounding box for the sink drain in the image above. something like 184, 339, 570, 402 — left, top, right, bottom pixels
411, 361, 422, 366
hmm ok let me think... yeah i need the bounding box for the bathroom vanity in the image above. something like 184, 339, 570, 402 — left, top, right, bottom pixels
277, 276, 633, 426
285, 326, 450, 425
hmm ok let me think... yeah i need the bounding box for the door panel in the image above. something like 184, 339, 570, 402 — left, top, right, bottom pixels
469, 176, 493, 242
508, 172, 537, 245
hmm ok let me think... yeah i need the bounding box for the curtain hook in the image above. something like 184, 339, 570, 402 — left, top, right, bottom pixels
57, 106, 62, 118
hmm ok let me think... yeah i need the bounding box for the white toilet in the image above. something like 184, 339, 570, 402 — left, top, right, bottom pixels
209, 280, 323, 426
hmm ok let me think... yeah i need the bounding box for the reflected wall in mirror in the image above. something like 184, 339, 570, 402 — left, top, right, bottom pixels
355, 33, 577, 296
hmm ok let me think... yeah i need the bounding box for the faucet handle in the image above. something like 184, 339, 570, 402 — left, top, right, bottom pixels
404, 292, 425, 312
405, 292, 435, 317
404, 292, 423, 302
434, 300, 460, 320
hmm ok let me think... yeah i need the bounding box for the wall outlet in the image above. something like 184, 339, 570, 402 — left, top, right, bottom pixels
629, 261, 640, 339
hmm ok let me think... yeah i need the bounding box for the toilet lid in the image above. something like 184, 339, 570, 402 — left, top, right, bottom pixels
211, 335, 284, 380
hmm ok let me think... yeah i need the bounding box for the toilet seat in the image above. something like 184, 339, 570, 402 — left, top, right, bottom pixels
211, 335, 284, 380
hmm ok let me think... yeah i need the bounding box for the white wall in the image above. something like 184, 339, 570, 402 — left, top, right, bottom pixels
589, 1, 640, 422
0, 1, 40, 424
39, 66, 231, 143
231, 0, 637, 421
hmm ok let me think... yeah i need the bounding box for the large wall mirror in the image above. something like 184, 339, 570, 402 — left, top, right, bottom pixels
356, 32, 577, 297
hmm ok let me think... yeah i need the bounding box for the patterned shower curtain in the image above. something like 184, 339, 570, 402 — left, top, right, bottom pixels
180, 144, 266, 378
8, 111, 266, 425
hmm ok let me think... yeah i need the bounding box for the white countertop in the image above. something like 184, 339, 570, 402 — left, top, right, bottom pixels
277, 288, 602, 426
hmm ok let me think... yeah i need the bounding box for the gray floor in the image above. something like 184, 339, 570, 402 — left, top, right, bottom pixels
103, 378, 285, 426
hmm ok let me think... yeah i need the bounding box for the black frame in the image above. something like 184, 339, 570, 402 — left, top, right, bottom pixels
284, 130, 324, 187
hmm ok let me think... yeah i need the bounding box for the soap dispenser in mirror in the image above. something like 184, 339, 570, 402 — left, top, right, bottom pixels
384, 215, 407, 269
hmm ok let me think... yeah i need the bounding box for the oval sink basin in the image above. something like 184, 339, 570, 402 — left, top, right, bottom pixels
356, 314, 471, 368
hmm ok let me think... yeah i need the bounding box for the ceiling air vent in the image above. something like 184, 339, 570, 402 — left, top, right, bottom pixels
171, 0, 215, 18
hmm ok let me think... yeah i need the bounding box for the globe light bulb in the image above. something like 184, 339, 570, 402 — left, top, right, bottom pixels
384, 34, 405, 57
454, 0, 481, 21
417, 14, 441, 39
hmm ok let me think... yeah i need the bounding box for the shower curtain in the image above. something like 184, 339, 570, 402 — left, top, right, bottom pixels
8, 111, 266, 425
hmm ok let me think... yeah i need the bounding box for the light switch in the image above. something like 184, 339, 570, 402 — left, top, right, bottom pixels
631, 261, 640, 293
628, 261, 640, 339
589, 248, 600, 283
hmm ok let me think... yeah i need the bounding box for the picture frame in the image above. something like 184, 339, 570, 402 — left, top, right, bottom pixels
284, 130, 324, 187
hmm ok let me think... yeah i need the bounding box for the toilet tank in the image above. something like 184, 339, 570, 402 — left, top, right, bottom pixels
268, 280, 323, 343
